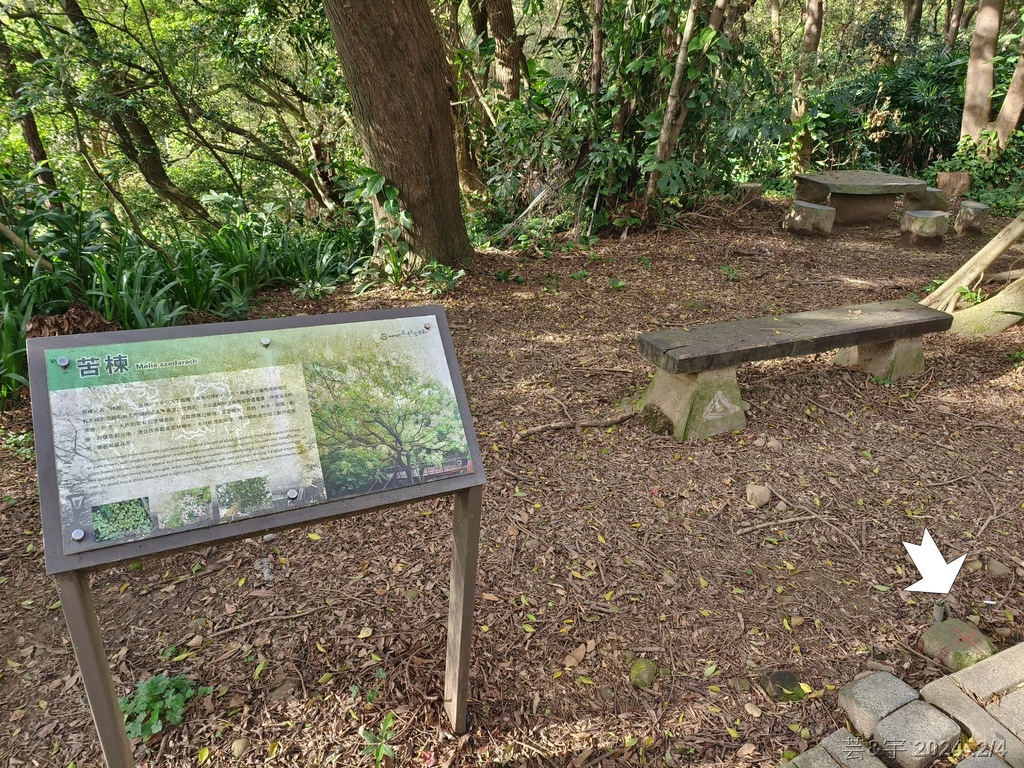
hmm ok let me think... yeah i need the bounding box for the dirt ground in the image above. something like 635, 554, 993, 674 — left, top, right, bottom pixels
1, 200, 1022, 768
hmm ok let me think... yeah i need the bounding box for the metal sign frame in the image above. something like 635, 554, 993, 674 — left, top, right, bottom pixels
28, 306, 485, 765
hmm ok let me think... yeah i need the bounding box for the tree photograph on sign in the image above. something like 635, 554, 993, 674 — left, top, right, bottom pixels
302, 354, 470, 500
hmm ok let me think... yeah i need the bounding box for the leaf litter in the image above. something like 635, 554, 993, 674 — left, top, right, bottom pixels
0, 201, 1022, 766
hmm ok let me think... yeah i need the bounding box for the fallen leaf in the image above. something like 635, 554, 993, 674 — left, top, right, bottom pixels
563, 643, 587, 668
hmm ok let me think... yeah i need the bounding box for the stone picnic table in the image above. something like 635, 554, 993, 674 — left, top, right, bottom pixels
794, 170, 927, 224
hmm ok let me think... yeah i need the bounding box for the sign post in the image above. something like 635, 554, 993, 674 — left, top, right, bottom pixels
29, 307, 485, 763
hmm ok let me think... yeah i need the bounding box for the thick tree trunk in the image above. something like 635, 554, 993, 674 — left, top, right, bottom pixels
322, 0, 473, 267
950, 275, 1024, 335
904, 0, 924, 39
486, 0, 522, 99
792, 0, 824, 170
945, 0, 966, 51
961, 0, 1003, 140
0, 22, 56, 190
993, 49, 1024, 147
921, 209, 1024, 313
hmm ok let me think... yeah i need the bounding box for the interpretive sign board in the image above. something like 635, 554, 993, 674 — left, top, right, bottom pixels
29, 306, 484, 573
28, 307, 485, 764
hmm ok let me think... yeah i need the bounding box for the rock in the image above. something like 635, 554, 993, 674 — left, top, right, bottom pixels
262, 533, 277, 543
784, 201, 836, 236
832, 192, 898, 223
745, 484, 771, 508
904, 186, 949, 212
599, 686, 617, 703
752, 437, 766, 448
735, 182, 762, 204
920, 619, 996, 670
987, 559, 1011, 577
762, 670, 806, 701
774, 500, 788, 513
403, 588, 420, 601
955, 201, 991, 235
967, 560, 984, 572
1017, 566, 1024, 579
936, 171, 971, 198
629, 658, 658, 688
231, 738, 250, 758
901, 210, 950, 240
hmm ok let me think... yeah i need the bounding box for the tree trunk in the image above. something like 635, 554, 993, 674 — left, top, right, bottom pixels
904, 0, 923, 40
591, 0, 605, 98
792, 0, 824, 170
59, 0, 209, 222
486, 0, 522, 99
945, 0, 966, 51
993, 48, 1024, 147
0, 22, 56, 190
644, 0, 702, 199
950, 275, 1024, 335
770, 0, 782, 56
921, 209, 1024, 313
322, 0, 474, 267
961, 0, 1003, 140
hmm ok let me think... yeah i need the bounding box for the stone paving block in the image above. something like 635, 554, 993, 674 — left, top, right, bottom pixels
820, 728, 889, 768
790, 744, 842, 768
990, 687, 1024, 735
921, 677, 1024, 768
872, 700, 961, 768
839, 671, 920, 738
958, 755, 1012, 767
952, 644, 1024, 702
921, 619, 997, 670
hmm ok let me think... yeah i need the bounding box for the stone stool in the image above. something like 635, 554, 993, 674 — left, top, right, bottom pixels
784, 200, 836, 236
955, 201, 990, 235
901, 210, 950, 242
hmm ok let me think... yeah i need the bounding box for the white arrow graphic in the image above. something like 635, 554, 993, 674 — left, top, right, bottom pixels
903, 528, 967, 594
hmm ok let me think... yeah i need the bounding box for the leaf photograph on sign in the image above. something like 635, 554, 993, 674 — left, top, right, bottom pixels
91, 497, 153, 542
302, 354, 470, 500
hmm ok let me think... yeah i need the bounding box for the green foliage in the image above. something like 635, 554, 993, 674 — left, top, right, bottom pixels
495, 269, 525, 284
119, 673, 211, 742
360, 711, 396, 768
93, 498, 153, 542
1, 429, 34, 460
421, 262, 466, 296
926, 132, 1024, 214
607, 277, 627, 291
719, 264, 746, 281
955, 285, 985, 307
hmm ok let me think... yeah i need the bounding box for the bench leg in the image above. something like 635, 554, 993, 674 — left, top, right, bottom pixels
638, 368, 747, 441
833, 337, 924, 381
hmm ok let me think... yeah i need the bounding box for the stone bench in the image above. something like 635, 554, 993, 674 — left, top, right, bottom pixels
636, 299, 953, 441
795, 171, 927, 224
